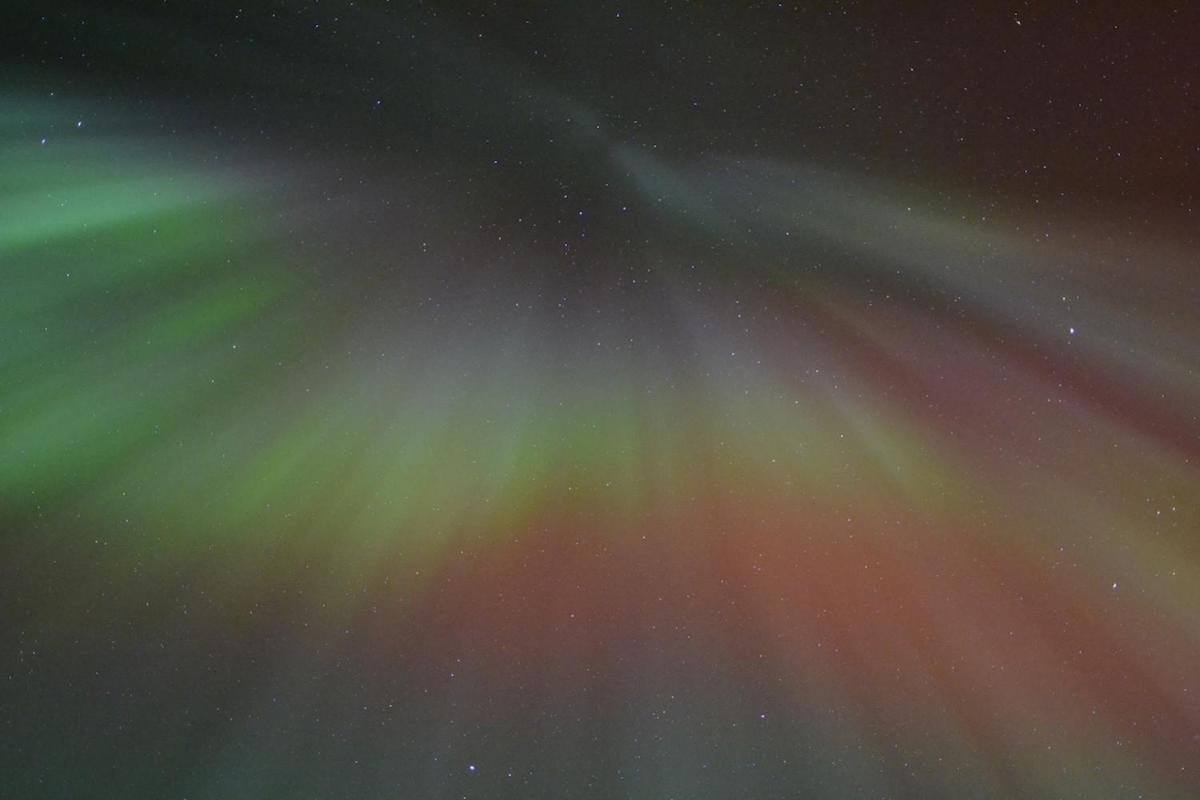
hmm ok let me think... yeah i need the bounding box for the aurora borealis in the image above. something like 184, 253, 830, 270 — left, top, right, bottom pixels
3, 3, 1200, 798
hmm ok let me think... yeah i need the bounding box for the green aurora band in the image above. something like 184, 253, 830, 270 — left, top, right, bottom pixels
2, 94, 1199, 798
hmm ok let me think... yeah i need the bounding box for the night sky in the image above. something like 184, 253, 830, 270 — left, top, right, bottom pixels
3, 2, 1200, 798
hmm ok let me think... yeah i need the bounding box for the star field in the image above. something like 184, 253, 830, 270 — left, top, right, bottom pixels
2, 3, 1199, 799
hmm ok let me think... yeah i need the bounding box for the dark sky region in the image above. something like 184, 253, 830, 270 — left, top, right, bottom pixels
2, 3, 1199, 799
